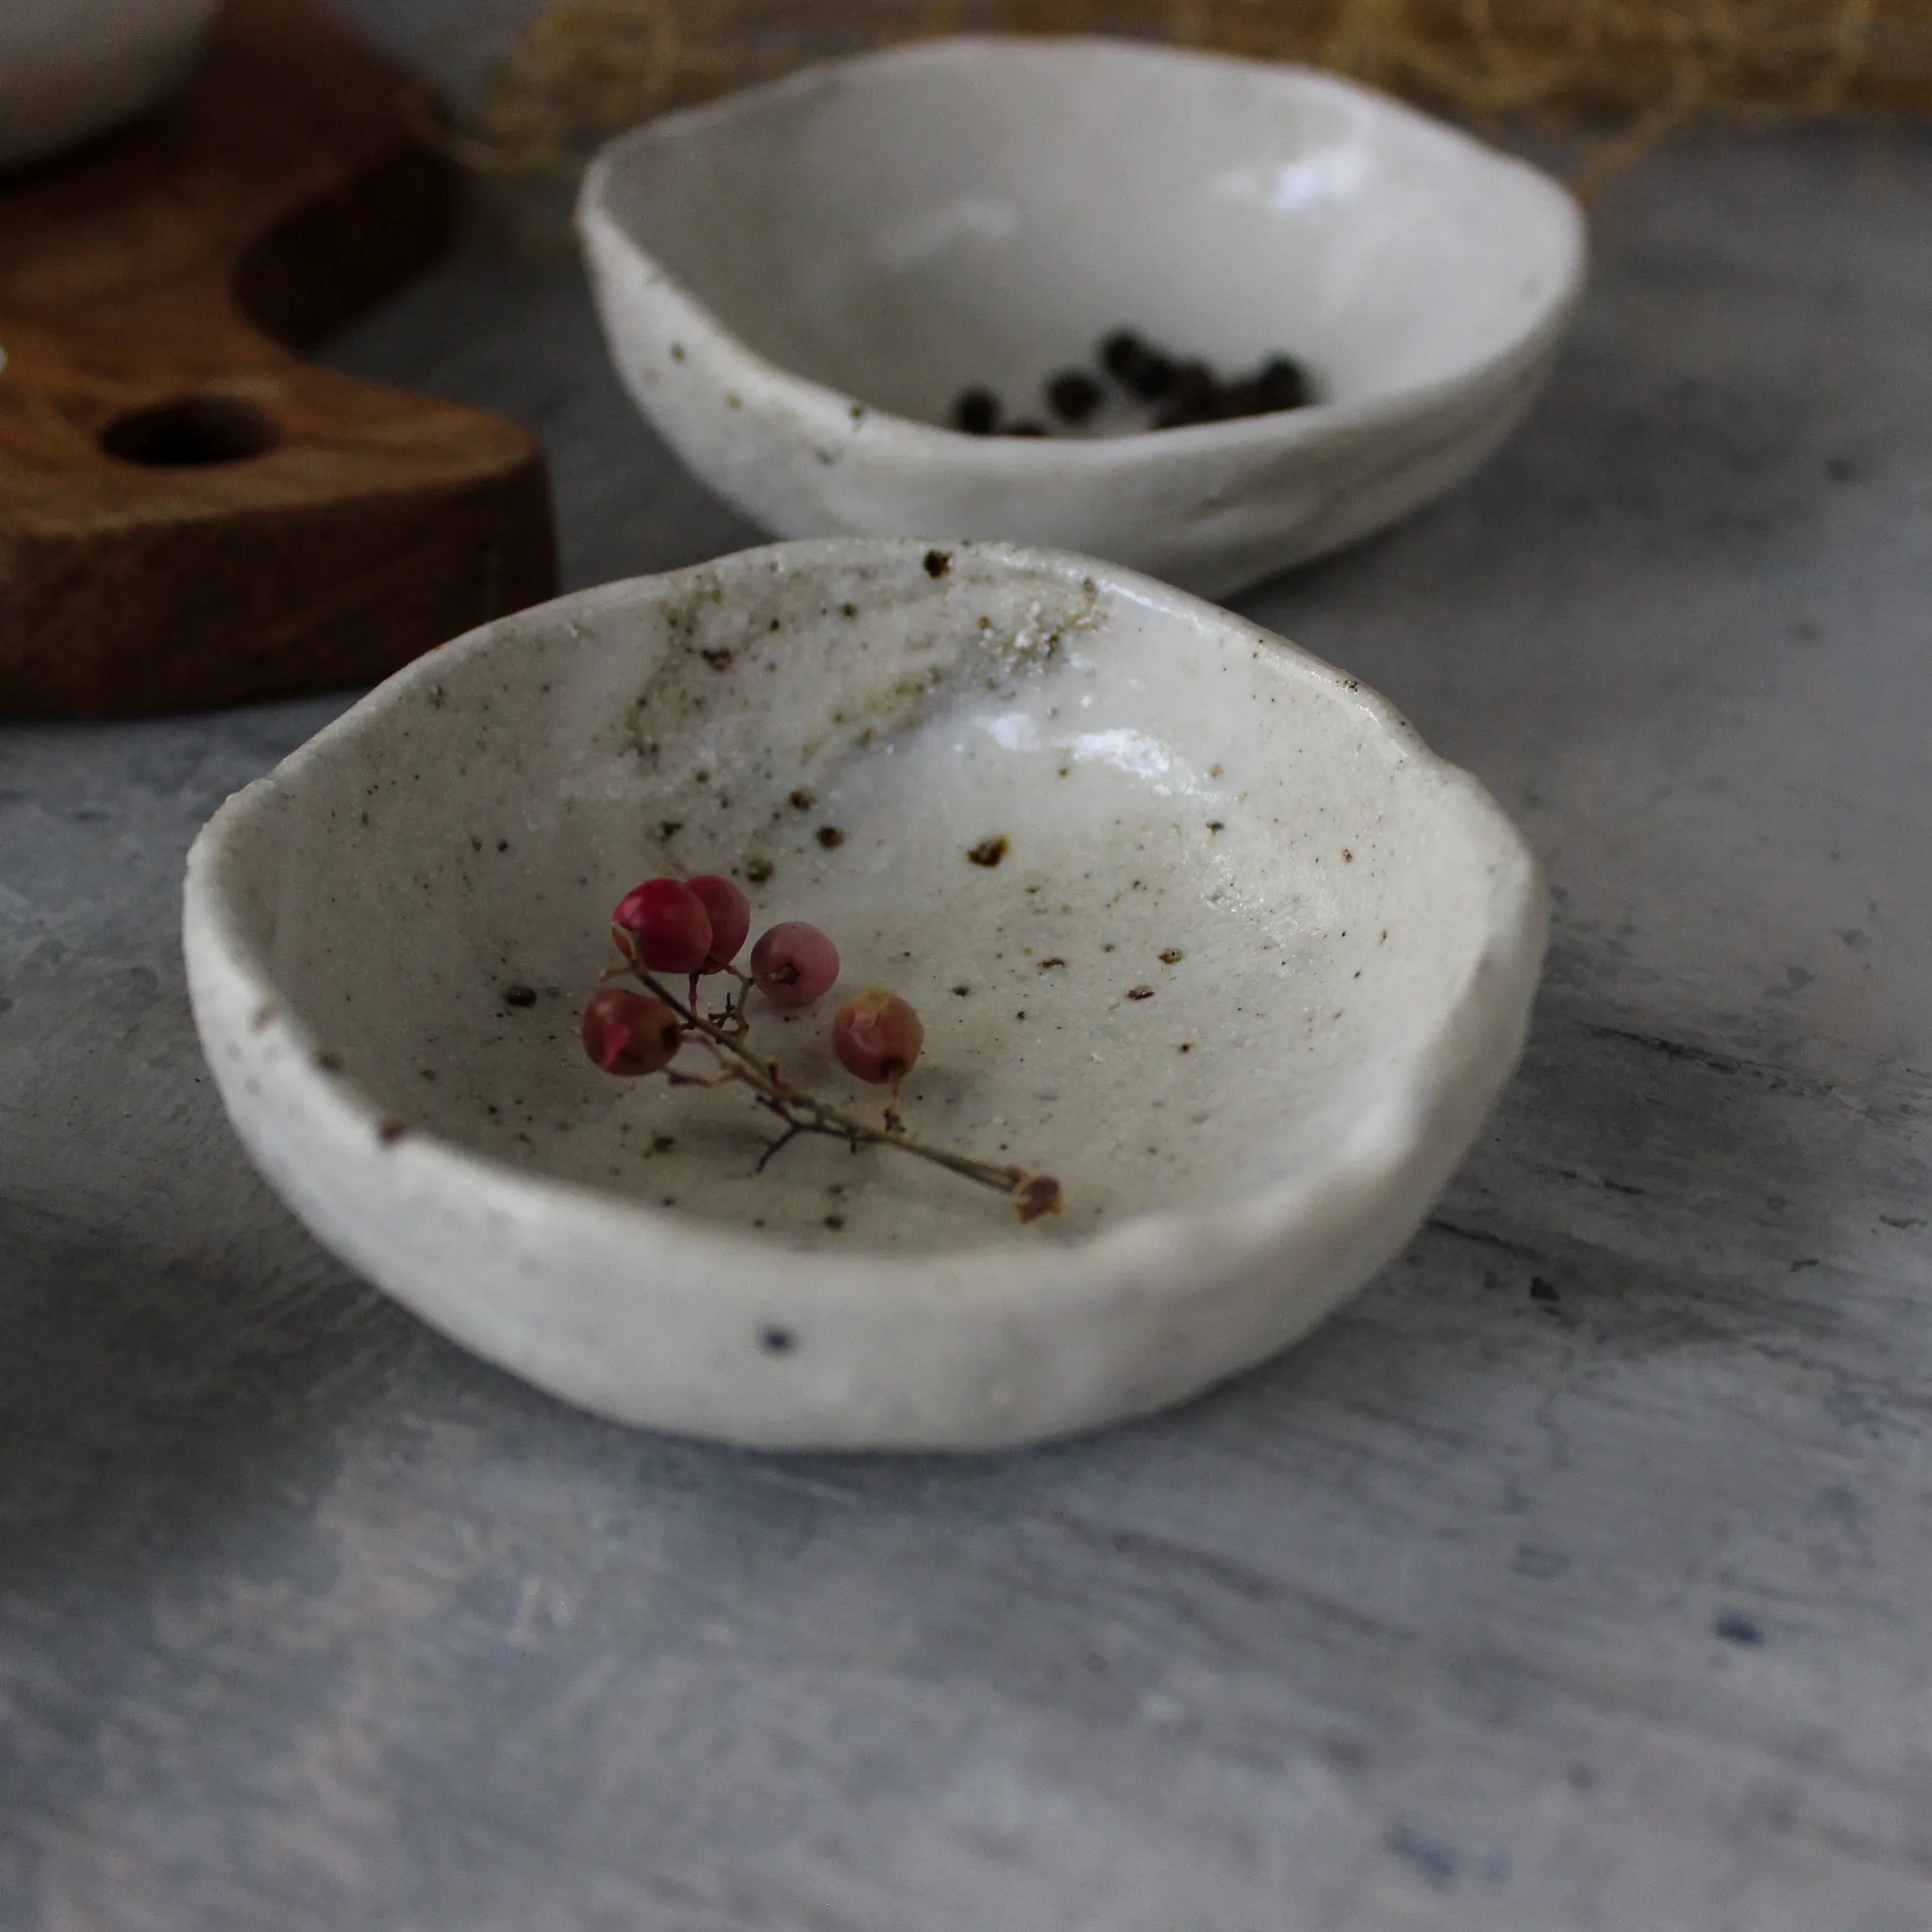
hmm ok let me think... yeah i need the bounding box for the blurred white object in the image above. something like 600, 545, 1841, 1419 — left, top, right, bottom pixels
580, 37, 1587, 600
1, 0, 221, 171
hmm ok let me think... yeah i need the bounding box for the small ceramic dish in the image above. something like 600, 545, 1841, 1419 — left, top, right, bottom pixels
578, 37, 1586, 601
185, 539, 1544, 1450
1, 0, 220, 172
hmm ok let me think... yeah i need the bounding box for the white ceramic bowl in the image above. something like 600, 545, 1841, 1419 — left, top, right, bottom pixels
0, 0, 220, 172
184, 539, 1545, 1450
578, 38, 1586, 601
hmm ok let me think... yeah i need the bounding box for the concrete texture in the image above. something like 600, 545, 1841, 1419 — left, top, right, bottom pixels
2, 75, 1929, 1932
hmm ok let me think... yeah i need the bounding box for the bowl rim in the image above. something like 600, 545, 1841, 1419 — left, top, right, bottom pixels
185, 538, 1547, 1323
576, 33, 1590, 467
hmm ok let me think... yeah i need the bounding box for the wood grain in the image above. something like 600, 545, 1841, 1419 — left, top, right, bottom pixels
0, 0, 557, 717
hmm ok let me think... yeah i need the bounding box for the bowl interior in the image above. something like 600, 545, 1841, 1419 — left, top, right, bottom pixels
595, 38, 1576, 428
222, 544, 1510, 1259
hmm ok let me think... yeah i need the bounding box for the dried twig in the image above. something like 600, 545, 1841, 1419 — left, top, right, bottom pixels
627, 964, 1065, 1223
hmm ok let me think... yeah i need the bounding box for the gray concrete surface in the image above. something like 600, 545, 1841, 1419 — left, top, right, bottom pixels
3, 61, 1930, 1932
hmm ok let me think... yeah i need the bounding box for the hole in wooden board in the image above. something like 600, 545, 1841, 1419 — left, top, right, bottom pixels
99, 396, 278, 468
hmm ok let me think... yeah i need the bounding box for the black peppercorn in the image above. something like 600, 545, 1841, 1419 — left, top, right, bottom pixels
1045, 370, 1103, 423
1101, 329, 1180, 400
1214, 376, 1265, 421
956, 334, 1313, 441
1100, 329, 1145, 383
952, 386, 1000, 435
1257, 355, 1311, 410
1172, 360, 1219, 415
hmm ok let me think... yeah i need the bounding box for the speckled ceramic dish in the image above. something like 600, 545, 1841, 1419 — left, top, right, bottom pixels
579, 37, 1586, 600
184, 539, 1545, 1450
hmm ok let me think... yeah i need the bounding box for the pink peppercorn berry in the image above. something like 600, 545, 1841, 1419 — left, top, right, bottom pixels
749, 921, 841, 1007
611, 876, 711, 974
832, 989, 924, 1095
685, 874, 751, 974
581, 989, 683, 1076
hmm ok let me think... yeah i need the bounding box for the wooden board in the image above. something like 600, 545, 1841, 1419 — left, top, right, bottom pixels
0, 0, 558, 717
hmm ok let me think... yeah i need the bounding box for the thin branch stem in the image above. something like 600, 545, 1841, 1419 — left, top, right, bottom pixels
628, 966, 1063, 1221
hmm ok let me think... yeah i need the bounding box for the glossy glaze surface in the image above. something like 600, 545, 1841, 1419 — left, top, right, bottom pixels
184, 539, 1543, 1448
581, 38, 1586, 597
